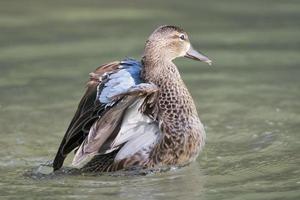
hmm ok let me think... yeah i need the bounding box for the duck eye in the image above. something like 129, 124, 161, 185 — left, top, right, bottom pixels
179, 34, 185, 41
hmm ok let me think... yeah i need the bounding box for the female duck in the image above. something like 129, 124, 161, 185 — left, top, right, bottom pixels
53, 25, 212, 172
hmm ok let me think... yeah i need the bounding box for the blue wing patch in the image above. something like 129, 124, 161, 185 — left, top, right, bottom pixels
120, 58, 142, 84
99, 58, 143, 104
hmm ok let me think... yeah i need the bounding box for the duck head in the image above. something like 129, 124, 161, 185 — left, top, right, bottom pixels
144, 25, 212, 65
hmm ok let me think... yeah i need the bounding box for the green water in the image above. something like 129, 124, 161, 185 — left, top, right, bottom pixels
0, 0, 300, 199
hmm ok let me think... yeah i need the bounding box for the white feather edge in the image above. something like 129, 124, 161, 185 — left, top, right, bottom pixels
111, 99, 153, 147
72, 151, 99, 168
114, 99, 159, 161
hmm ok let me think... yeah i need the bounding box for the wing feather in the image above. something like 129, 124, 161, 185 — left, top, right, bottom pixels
53, 61, 120, 171
53, 58, 159, 171
71, 96, 139, 167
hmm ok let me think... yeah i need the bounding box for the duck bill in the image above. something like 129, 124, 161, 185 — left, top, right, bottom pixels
184, 46, 212, 65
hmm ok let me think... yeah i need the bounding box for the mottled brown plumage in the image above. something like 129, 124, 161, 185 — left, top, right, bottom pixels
53, 25, 211, 172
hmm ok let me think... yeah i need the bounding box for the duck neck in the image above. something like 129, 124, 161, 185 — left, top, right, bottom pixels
141, 45, 181, 83
142, 57, 180, 80
141, 47, 198, 121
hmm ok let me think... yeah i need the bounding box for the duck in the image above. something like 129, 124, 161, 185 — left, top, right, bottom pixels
52, 25, 212, 172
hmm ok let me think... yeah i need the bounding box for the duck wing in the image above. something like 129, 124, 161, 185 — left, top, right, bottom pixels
72, 83, 159, 169
53, 59, 159, 171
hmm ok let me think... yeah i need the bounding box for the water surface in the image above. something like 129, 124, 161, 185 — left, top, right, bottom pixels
0, 0, 300, 199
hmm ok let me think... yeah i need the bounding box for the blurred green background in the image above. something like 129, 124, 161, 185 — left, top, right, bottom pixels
0, 0, 300, 199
